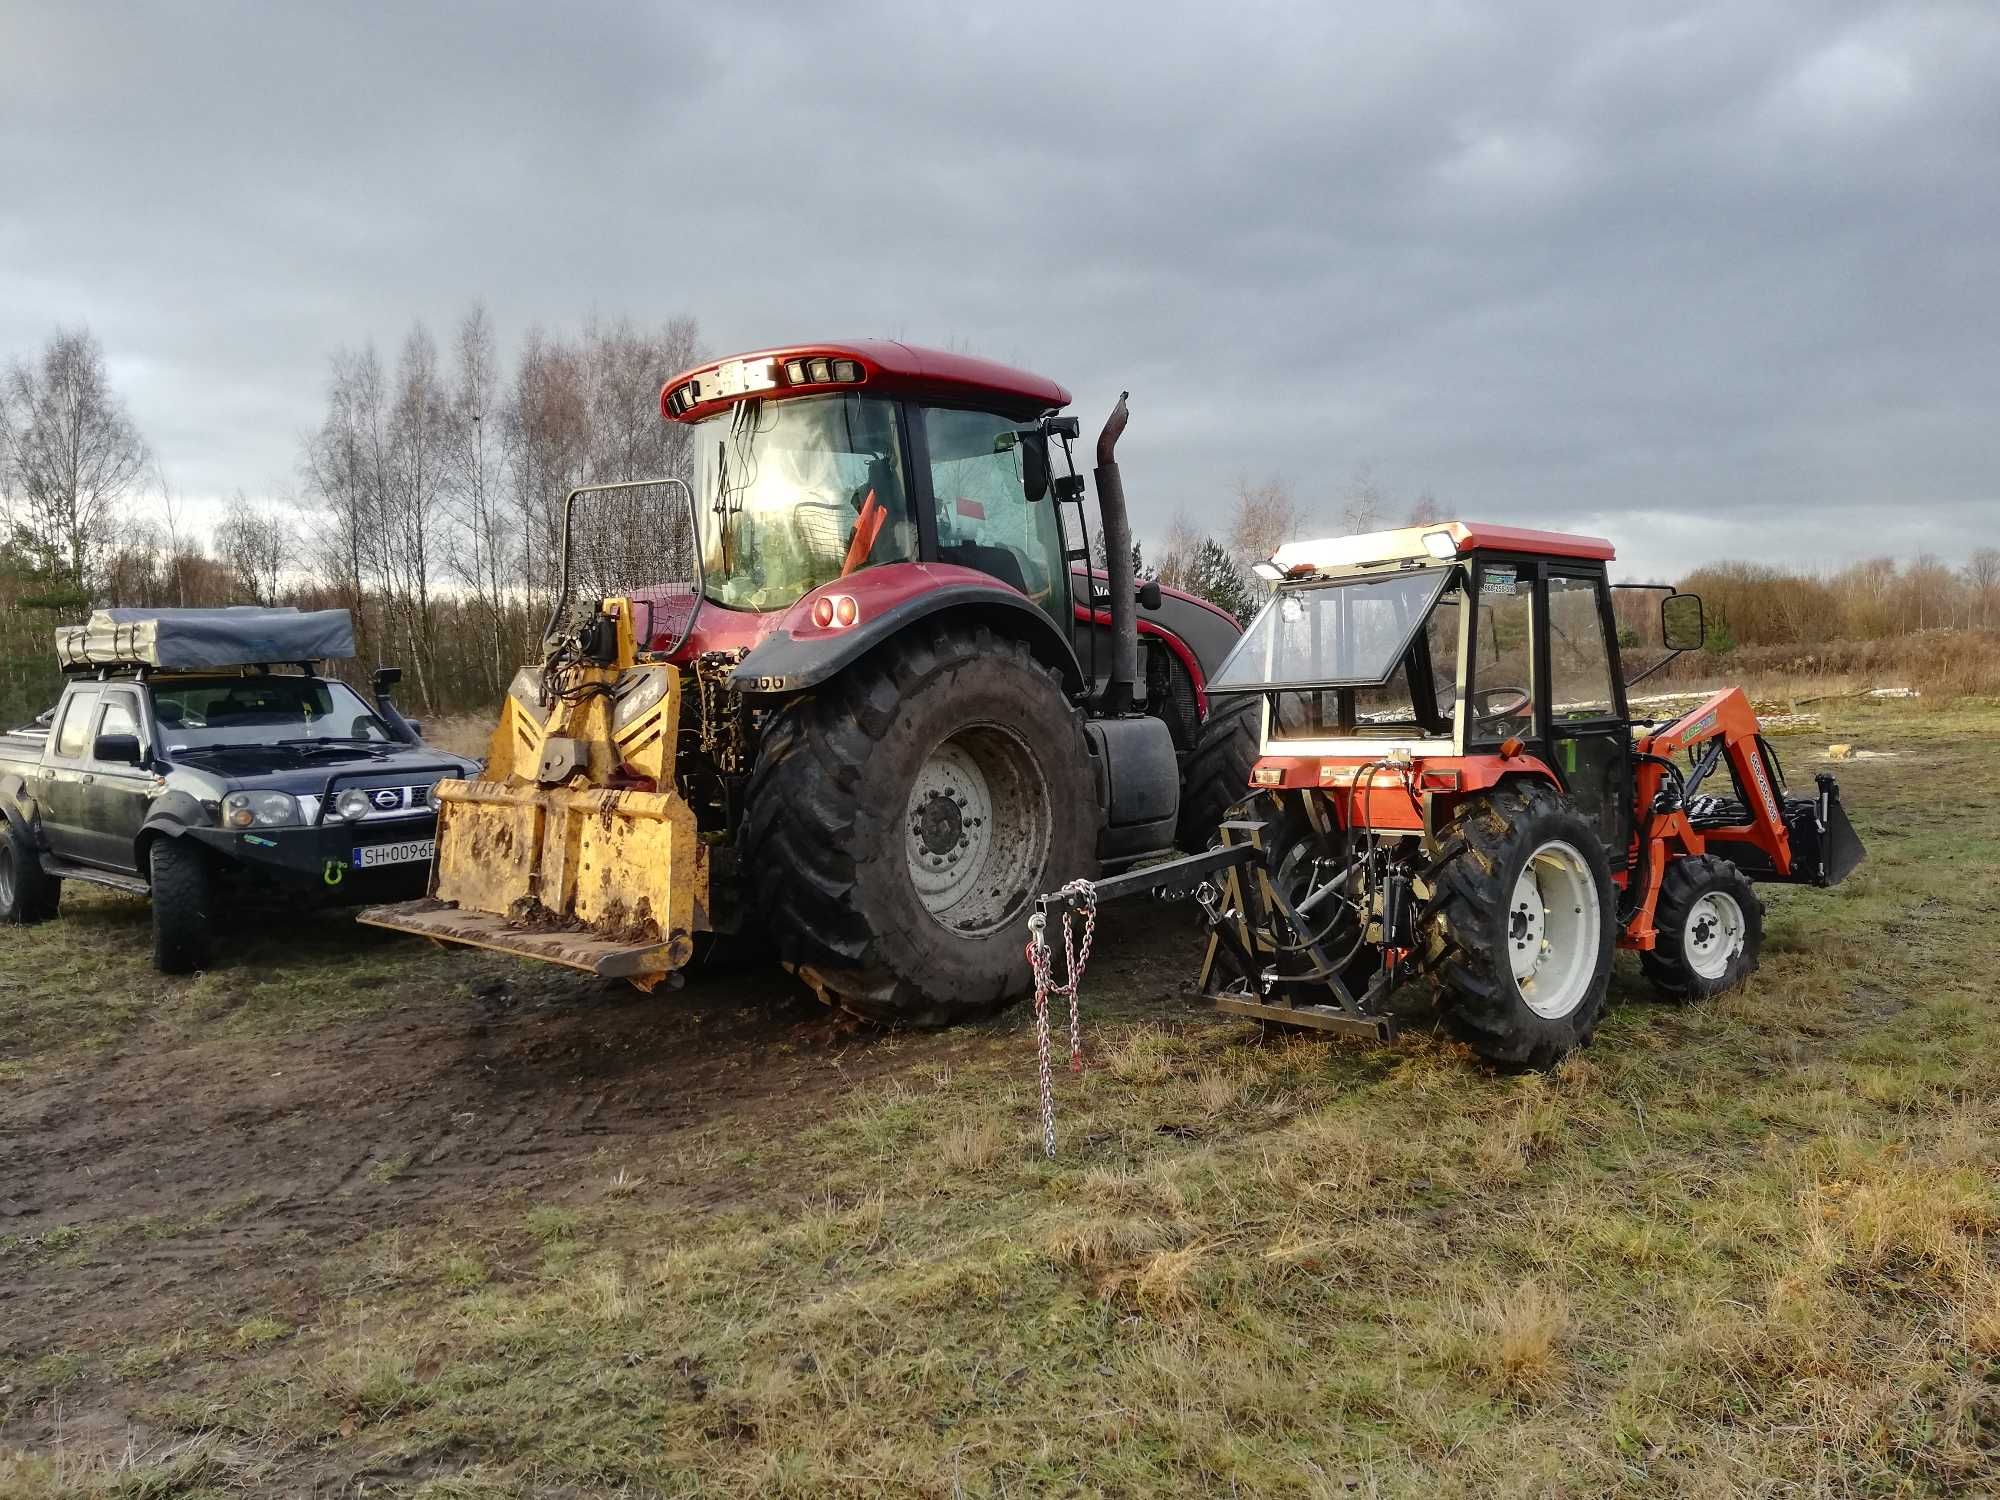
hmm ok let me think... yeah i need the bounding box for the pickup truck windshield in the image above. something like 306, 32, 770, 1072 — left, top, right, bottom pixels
148, 677, 396, 748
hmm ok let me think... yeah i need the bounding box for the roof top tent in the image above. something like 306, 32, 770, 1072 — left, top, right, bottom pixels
55, 608, 359, 674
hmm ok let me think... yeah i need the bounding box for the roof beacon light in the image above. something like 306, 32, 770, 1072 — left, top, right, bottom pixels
1422, 529, 1459, 560
1251, 559, 1284, 583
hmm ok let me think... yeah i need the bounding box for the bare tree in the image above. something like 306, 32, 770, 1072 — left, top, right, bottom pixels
1152, 508, 1204, 591
378, 322, 448, 704
442, 303, 517, 690
1339, 462, 1385, 535
1963, 548, 2000, 631
1, 327, 150, 587
215, 491, 291, 605
1228, 475, 1305, 573
302, 343, 388, 660
1406, 492, 1444, 525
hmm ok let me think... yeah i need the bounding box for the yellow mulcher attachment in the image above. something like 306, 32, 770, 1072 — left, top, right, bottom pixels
358, 597, 706, 989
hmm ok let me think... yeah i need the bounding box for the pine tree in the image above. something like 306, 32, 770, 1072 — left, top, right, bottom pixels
1186, 536, 1256, 622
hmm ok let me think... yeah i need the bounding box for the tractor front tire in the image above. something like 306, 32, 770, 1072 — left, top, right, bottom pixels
0, 824, 60, 924
1175, 695, 1259, 851
1422, 782, 1615, 1069
743, 626, 1100, 1026
1640, 854, 1764, 1001
149, 838, 214, 975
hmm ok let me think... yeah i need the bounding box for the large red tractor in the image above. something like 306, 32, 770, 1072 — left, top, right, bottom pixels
363, 341, 1256, 1021
1045, 520, 1866, 1067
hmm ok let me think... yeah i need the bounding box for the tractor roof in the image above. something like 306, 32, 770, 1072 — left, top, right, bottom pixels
1269, 521, 1615, 579
661, 340, 1071, 424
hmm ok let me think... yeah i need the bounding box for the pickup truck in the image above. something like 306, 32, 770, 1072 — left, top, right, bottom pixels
0, 665, 479, 973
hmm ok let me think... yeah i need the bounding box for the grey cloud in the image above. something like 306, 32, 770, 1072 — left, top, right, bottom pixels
3, 0, 1994, 577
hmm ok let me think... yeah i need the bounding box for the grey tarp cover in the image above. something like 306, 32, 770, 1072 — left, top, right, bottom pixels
55, 607, 357, 671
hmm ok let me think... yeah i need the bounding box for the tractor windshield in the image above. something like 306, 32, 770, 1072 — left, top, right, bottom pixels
1211, 569, 1451, 690
692, 393, 916, 612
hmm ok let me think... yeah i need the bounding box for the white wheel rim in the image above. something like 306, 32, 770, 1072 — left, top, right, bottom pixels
1683, 891, 1746, 980
904, 726, 1050, 937
1507, 839, 1601, 1020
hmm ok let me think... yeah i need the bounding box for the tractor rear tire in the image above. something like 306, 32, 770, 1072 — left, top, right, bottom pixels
1640, 854, 1764, 1000
150, 838, 214, 975
1422, 782, 1615, 1069
0, 825, 60, 924
1175, 694, 1259, 851
742, 626, 1100, 1026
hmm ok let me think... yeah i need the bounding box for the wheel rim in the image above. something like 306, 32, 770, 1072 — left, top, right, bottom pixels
905, 724, 1050, 937
1683, 890, 1746, 980
0, 846, 14, 909
1507, 839, 1601, 1019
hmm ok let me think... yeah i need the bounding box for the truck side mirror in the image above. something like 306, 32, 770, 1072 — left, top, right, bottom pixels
94, 732, 143, 765
1662, 592, 1705, 652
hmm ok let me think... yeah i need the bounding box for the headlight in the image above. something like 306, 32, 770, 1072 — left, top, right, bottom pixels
334, 788, 373, 822
222, 791, 302, 829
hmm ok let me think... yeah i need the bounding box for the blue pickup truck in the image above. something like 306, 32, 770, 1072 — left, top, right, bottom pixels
0, 608, 478, 973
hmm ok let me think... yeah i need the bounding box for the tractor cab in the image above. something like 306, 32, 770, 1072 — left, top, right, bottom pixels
662, 342, 1076, 634
1211, 520, 1704, 863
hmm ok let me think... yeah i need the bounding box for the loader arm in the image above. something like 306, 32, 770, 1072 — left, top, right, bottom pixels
1623, 687, 1793, 948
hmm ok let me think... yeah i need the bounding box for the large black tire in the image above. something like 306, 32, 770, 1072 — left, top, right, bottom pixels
1422, 782, 1615, 1069
1640, 854, 1764, 1001
0, 824, 60, 924
149, 838, 214, 975
742, 626, 1100, 1026
1175, 694, 1259, 851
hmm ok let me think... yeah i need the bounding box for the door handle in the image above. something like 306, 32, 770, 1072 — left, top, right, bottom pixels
79, 773, 94, 785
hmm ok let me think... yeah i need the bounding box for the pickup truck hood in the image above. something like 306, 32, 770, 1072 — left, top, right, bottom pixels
170, 742, 478, 788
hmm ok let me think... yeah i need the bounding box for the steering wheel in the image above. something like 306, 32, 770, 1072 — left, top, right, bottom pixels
1469, 686, 1532, 728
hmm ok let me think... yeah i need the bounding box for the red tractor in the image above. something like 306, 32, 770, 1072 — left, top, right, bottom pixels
1042, 520, 1866, 1067
365, 342, 1256, 1022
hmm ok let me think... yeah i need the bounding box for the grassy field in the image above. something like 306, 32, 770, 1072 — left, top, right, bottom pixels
3, 701, 1998, 1497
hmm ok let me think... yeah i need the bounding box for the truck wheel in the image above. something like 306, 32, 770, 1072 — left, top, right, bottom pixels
149, 838, 214, 974
743, 625, 1099, 1026
1175, 694, 1258, 850
1422, 782, 1614, 1068
0, 826, 60, 924
1641, 855, 1764, 1000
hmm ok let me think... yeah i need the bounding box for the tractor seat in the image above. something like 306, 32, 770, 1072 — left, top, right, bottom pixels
939, 542, 1028, 595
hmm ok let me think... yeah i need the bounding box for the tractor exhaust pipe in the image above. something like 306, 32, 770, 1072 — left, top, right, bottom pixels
1093, 391, 1140, 714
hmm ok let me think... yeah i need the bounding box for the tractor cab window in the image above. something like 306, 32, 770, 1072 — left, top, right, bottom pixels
1547, 574, 1618, 720
923, 406, 1064, 620
693, 393, 916, 612
1468, 562, 1534, 744
1211, 568, 1456, 742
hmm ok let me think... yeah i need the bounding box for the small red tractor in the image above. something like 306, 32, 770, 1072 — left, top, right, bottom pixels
361, 342, 1257, 1020
1044, 520, 1866, 1067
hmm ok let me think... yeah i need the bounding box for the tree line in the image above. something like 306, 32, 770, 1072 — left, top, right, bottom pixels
4, 322, 1994, 726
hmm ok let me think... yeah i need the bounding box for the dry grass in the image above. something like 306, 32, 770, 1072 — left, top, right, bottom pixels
9, 699, 2000, 1496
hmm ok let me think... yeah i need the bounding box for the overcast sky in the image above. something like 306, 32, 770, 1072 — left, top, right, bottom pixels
4, 1, 1995, 583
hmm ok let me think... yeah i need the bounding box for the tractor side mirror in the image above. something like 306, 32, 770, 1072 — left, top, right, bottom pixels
94, 732, 143, 766
1137, 579, 1162, 610
1014, 432, 1050, 503
1662, 592, 1705, 652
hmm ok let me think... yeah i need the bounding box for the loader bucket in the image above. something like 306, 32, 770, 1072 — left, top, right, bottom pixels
358, 606, 709, 989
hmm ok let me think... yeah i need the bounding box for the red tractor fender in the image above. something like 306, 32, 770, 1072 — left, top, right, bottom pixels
725, 562, 1086, 697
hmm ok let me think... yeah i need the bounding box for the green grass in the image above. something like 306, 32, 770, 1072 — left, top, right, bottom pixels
5, 699, 1999, 1496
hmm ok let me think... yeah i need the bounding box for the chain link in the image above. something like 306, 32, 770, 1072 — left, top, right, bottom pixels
1025, 878, 1098, 1159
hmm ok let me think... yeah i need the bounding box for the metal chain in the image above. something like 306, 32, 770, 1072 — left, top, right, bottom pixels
1025, 878, 1098, 1159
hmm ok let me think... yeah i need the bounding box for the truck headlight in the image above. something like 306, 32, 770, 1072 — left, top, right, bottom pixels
223, 791, 302, 829
334, 788, 374, 822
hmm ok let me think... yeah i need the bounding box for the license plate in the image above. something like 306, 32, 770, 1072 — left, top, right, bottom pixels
352, 839, 435, 870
